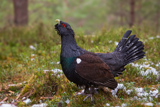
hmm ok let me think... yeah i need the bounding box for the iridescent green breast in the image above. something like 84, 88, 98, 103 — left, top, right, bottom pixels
60, 56, 78, 83
60, 56, 76, 70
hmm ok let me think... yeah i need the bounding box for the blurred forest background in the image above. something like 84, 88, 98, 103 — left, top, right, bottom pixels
0, 0, 160, 106
0, 0, 160, 33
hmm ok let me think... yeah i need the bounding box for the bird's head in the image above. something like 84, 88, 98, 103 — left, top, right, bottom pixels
55, 19, 74, 37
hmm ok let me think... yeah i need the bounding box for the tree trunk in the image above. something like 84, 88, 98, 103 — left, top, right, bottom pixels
156, 9, 160, 33
13, 0, 28, 26
120, 1, 123, 26
129, 0, 135, 27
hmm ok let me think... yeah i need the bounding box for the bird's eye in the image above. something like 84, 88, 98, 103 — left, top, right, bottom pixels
62, 23, 66, 28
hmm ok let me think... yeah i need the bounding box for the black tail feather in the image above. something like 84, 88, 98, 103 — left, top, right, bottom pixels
115, 30, 145, 65
100, 30, 145, 77
114, 30, 132, 52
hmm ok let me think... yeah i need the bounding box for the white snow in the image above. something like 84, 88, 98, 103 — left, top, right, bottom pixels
111, 88, 118, 97
106, 103, 110, 106
148, 35, 160, 39
156, 35, 160, 38
114, 41, 119, 45
155, 62, 160, 67
23, 98, 31, 104
117, 83, 125, 89
31, 54, 35, 61
91, 40, 94, 43
65, 98, 70, 104
31, 103, 47, 107
0, 104, 16, 107
111, 83, 127, 97
144, 102, 153, 106
76, 89, 84, 95
137, 91, 149, 97
131, 62, 159, 79
111, 82, 159, 104
149, 89, 159, 98
149, 37, 154, 39
135, 87, 143, 93
121, 103, 127, 107
29, 45, 36, 50
108, 40, 112, 43
126, 89, 133, 95
31, 58, 35, 61
22, 97, 26, 100
43, 69, 62, 74
31, 54, 35, 56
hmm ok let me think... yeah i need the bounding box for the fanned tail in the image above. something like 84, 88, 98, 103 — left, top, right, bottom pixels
114, 30, 145, 65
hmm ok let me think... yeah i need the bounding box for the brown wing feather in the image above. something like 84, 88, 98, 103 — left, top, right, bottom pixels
75, 52, 117, 89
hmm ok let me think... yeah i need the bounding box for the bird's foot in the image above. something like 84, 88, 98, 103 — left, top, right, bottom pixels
75, 86, 96, 102
83, 93, 93, 102
75, 91, 93, 102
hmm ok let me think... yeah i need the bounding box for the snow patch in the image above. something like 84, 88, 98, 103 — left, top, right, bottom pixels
149, 37, 154, 39
156, 35, 160, 38
112, 83, 159, 103
43, 69, 62, 74
31, 103, 47, 107
144, 102, 153, 106
23, 98, 31, 104
108, 40, 112, 43
106, 103, 110, 106
114, 41, 119, 45
121, 103, 127, 107
29, 45, 36, 50
0, 104, 16, 107
131, 62, 159, 79
76, 89, 84, 95
65, 98, 70, 104
149, 89, 159, 98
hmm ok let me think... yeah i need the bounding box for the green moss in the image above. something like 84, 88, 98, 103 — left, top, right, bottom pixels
17, 71, 59, 102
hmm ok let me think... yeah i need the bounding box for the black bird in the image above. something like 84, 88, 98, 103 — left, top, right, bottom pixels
55, 19, 145, 101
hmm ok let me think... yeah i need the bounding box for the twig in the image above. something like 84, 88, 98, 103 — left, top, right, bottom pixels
1, 97, 8, 102
40, 97, 53, 100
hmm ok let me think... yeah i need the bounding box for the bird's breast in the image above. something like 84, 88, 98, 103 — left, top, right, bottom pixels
60, 56, 77, 81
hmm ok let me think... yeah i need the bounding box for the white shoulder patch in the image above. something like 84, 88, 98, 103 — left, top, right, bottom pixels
76, 58, 81, 64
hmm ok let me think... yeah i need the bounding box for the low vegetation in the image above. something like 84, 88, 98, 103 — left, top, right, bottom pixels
0, 24, 159, 106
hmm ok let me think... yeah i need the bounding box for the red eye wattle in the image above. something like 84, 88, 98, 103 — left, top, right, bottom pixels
62, 24, 66, 28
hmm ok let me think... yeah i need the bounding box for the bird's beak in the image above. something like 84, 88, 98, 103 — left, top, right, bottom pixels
56, 19, 60, 24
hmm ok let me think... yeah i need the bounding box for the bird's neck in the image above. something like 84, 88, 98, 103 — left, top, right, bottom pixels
61, 34, 77, 47
60, 34, 80, 57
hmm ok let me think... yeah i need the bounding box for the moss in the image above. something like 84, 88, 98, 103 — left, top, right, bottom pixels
17, 71, 59, 101
17, 101, 26, 106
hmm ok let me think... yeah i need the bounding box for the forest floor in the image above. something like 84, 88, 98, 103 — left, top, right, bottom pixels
0, 24, 160, 107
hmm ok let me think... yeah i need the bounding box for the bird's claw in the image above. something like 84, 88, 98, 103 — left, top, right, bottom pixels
83, 94, 93, 102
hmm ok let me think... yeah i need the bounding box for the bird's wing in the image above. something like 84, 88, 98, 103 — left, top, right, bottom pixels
75, 52, 117, 89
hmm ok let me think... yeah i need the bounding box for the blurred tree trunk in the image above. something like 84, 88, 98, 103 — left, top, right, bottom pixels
129, 0, 135, 27
120, 1, 123, 26
137, 1, 142, 26
155, 1, 160, 33
13, 0, 28, 26
156, 9, 159, 33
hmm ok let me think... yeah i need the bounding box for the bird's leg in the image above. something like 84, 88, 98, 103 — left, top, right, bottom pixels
83, 86, 94, 102
75, 86, 95, 102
